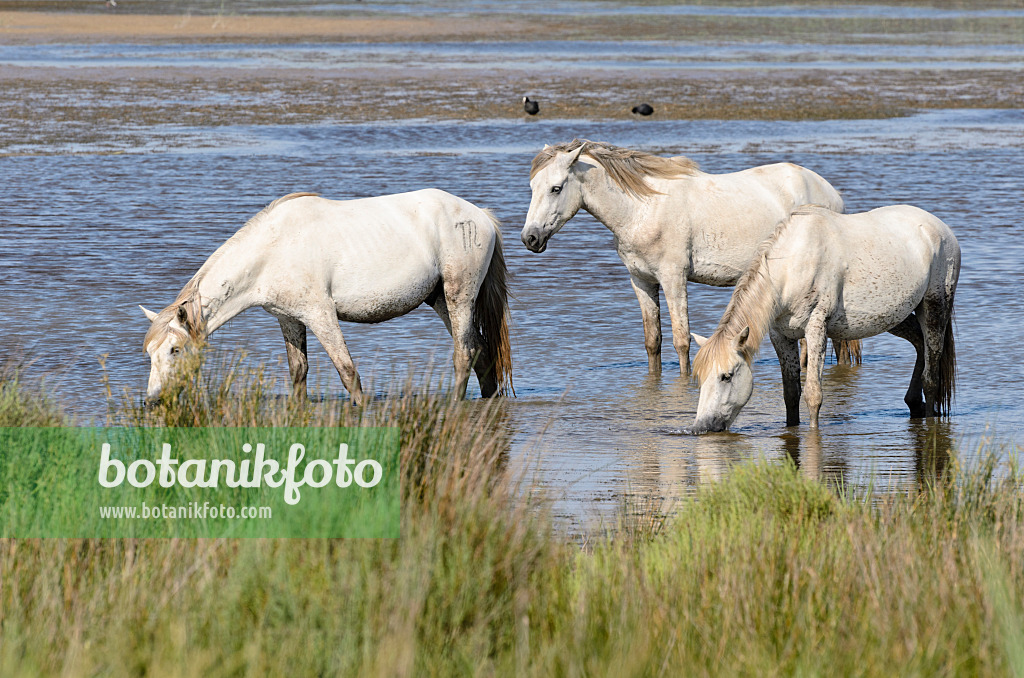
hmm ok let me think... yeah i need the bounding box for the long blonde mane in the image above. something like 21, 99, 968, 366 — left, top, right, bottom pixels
530, 139, 699, 199
143, 192, 318, 352
691, 213, 800, 385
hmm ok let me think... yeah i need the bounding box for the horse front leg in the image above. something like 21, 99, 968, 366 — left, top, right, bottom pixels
661, 272, 691, 376
803, 312, 829, 429
629, 275, 662, 374
277, 316, 309, 399
770, 328, 802, 426
304, 308, 364, 406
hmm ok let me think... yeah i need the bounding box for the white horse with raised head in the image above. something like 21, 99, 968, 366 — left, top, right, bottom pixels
521, 139, 860, 374
140, 190, 512, 405
690, 204, 959, 433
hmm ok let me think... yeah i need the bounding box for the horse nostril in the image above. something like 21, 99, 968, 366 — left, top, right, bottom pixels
524, 234, 537, 247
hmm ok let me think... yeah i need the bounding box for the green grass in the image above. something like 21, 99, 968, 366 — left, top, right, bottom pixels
2, 356, 1024, 676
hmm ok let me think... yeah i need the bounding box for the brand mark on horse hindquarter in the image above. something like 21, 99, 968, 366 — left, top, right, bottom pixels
455, 220, 482, 250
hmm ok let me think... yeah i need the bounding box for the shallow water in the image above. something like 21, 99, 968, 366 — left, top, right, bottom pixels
2, 41, 1022, 72
2, 108, 1022, 527
9, 0, 1024, 20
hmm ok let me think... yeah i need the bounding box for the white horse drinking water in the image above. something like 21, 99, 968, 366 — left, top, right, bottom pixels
690, 205, 960, 434
141, 190, 512, 405
521, 139, 860, 374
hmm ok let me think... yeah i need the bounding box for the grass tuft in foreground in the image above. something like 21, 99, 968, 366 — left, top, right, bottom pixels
2, 357, 1024, 676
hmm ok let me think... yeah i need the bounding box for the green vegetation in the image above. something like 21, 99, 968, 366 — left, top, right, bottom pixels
1, 357, 1023, 676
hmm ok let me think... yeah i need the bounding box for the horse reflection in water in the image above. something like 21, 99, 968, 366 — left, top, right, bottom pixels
619, 375, 760, 519
782, 419, 952, 491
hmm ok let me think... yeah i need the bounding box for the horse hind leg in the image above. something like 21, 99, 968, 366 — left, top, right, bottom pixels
277, 316, 309, 399
888, 314, 926, 418
429, 286, 496, 397
443, 278, 485, 400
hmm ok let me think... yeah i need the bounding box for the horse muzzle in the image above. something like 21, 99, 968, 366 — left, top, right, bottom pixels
687, 416, 730, 435
520, 224, 549, 253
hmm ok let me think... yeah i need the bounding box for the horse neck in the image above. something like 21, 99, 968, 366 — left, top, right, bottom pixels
578, 166, 651, 238
190, 242, 260, 335
717, 253, 781, 355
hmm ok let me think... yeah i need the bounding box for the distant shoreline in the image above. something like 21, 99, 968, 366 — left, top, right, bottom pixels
0, 9, 1019, 128
0, 11, 522, 43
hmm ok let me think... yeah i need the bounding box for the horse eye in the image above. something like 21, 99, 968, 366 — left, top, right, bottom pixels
170, 347, 181, 356
550, 185, 562, 194
721, 373, 732, 383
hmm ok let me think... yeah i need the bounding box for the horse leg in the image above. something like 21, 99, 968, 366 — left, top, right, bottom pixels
428, 290, 453, 336
917, 296, 952, 417
443, 278, 483, 401
661, 272, 692, 376
432, 290, 496, 398
629, 275, 662, 374
277, 316, 309, 399
770, 328, 802, 426
304, 308, 364, 406
887, 314, 926, 417
803, 312, 829, 428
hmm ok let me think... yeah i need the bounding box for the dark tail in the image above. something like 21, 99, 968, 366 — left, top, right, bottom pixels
937, 309, 956, 416
832, 339, 863, 365
475, 210, 514, 396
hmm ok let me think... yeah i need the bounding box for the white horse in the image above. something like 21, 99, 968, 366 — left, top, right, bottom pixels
690, 205, 960, 433
140, 190, 512, 405
521, 139, 859, 375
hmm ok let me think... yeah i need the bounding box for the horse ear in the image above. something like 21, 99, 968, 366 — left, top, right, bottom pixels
176, 305, 190, 329
139, 305, 159, 323
542, 143, 551, 150
691, 333, 708, 348
734, 326, 751, 349
566, 143, 587, 166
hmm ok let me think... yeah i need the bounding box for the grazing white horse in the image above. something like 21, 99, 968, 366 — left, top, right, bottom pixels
141, 190, 512, 405
690, 205, 960, 433
521, 139, 859, 374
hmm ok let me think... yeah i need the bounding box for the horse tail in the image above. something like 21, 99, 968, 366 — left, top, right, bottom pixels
475, 210, 514, 396
937, 307, 956, 416
832, 339, 862, 365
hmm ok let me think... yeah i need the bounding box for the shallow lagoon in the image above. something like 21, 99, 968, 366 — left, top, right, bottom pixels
2, 109, 1022, 525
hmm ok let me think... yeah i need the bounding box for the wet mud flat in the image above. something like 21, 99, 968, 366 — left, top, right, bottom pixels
1, 8, 1021, 156
1, 65, 1021, 155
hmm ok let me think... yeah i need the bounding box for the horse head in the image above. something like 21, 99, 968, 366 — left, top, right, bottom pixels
690, 328, 755, 434
140, 300, 201, 404
521, 142, 588, 253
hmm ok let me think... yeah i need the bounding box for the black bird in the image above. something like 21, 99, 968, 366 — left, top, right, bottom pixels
631, 103, 654, 116
522, 97, 540, 115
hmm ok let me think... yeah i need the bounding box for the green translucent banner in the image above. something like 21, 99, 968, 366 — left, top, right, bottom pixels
0, 427, 400, 538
